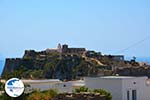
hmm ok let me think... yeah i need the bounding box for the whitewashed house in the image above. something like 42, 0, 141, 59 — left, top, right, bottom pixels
52, 80, 85, 93
22, 76, 150, 100
22, 79, 85, 93
22, 79, 60, 91
84, 76, 150, 100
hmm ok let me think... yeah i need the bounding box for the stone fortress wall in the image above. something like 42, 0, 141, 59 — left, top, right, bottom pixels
46, 43, 86, 54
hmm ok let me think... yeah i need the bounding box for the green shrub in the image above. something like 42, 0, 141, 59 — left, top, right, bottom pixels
93, 89, 112, 100
75, 87, 112, 100
75, 86, 89, 93
27, 89, 58, 100
42, 89, 58, 98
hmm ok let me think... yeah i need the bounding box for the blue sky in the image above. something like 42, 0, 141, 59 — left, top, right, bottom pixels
0, 0, 150, 58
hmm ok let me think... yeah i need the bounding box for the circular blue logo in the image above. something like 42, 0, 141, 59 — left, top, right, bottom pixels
5, 78, 24, 97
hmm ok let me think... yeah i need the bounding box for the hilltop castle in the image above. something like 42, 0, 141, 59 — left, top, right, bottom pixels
46, 43, 86, 54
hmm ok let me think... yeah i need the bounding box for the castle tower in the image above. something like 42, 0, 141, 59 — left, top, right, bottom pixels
62, 44, 68, 53
57, 43, 62, 53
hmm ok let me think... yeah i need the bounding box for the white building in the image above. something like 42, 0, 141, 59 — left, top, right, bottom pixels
22, 76, 150, 100
84, 76, 150, 100
22, 79, 85, 93
46, 43, 62, 53
52, 80, 85, 93
22, 79, 60, 91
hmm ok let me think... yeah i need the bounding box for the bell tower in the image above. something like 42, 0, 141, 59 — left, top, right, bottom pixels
57, 43, 62, 53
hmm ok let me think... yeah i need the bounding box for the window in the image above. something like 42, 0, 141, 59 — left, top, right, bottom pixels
127, 90, 130, 100
132, 90, 137, 100
133, 82, 136, 84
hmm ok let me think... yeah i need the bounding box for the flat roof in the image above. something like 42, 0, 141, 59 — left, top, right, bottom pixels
84, 76, 147, 79
22, 79, 61, 83
100, 76, 135, 79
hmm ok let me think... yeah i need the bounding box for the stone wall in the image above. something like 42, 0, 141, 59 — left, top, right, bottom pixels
62, 44, 86, 54
2, 58, 22, 74
116, 67, 150, 77
54, 93, 107, 100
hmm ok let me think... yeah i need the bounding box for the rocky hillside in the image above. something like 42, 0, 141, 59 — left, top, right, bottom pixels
2, 50, 111, 80
2, 48, 150, 80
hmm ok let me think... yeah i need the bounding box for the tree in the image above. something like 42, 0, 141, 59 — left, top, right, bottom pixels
133, 56, 136, 61
27, 89, 58, 100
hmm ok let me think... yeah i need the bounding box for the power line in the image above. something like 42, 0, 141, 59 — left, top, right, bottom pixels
117, 36, 149, 54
